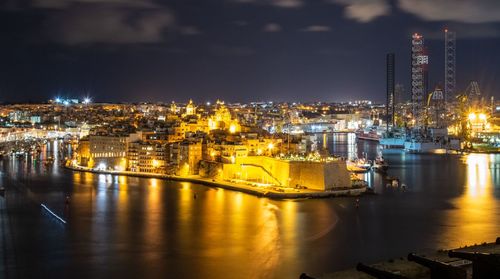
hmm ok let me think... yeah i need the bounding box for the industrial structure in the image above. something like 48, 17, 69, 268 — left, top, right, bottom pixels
411, 33, 428, 128
386, 53, 395, 128
444, 29, 456, 104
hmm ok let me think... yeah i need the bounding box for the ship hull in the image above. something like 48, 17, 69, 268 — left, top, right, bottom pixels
380, 137, 405, 148
404, 141, 446, 154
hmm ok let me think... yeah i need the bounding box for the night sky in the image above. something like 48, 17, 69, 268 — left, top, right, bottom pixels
1, 0, 500, 103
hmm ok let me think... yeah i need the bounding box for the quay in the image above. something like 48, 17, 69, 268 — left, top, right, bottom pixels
64, 164, 367, 200
300, 237, 500, 279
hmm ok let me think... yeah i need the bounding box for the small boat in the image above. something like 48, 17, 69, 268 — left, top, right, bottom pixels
347, 158, 372, 173
356, 128, 381, 142
384, 176, 400, 188
372, 157, 389, 172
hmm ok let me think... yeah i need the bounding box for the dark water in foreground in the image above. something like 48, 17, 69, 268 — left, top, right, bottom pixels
1, 137, 500, 279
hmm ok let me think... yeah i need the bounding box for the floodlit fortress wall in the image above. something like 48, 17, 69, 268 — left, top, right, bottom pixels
221, 156, 351, 191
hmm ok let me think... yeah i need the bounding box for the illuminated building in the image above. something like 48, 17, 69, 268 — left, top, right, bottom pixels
76, 137, 90, 166
170, 139, 203, 175
221, 156, 351, 190
88, 133, 140, 169
170, 101, 179, 114
128, 141, 167, 173
468, 112, 490, 134
208, 100, 241, 133
185, 99, 196, 116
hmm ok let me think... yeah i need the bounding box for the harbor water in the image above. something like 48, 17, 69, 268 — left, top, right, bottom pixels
1, 136, 500, 278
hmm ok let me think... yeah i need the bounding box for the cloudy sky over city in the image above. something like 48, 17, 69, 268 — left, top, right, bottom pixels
1, 0, 499, 102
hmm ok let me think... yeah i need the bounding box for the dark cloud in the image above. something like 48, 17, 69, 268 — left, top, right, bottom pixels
2, 0, 175, 45
45, 6, 173, 45
423, 24, 500, 40
232, 0, 303, 9
209, 45, 255, 56
1, 0, 499, 103
399, 0, 500, 23
179, 26, 201, 35
32, 0, 156, 9
300, 25, 331, 32
331, 0, 390, 23
330, 0, 500, 24
263, 23, 282, 32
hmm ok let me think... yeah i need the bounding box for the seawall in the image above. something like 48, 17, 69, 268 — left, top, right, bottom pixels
64, 165, 366, 200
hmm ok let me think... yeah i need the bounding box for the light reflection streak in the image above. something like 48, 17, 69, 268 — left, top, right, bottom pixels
466, 154, 488, 197
249, 200, 281, 278
443, 154, 498, 248
142, 177, 162, 262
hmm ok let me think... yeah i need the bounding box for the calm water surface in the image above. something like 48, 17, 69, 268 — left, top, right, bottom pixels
1, 137, 500, 279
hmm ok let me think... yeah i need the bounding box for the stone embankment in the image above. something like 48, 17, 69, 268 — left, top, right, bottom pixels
65, 165, 366, 200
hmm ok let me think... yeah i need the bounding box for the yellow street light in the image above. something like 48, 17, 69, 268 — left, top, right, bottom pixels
478, 113, 487, 121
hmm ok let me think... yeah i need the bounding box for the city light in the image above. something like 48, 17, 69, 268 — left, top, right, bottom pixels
468, 113, 476, 121
3, 5, 500, 278
229, 123, 237, 134
97, 163, 107, 170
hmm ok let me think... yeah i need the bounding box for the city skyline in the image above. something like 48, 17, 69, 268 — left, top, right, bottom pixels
2, 2, 500, 278
1, 1, 500, 103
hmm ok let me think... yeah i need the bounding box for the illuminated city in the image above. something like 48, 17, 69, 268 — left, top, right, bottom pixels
1, 1, 500, 279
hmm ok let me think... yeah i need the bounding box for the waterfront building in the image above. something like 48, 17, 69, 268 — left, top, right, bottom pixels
128, 141, 167, 173
88, 133, 140, 170
75, 137, 90, 166
221, 156, 351, 190
170, 139, 203, 175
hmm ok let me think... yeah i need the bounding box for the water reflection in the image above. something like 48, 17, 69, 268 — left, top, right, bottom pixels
466, 154, 489, 196
3, 140, 500, 279
442, 154, 500, 248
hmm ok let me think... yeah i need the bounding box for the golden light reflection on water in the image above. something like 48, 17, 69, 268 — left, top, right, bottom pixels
466, 154, 489, 197
248, 200, 281, 278
150, 178, 158, 188
444, 154, 499, 248
142, 177, 162, 262
281, 200, 297, 242
118, 176, 128, 205
62, 168, 346, 278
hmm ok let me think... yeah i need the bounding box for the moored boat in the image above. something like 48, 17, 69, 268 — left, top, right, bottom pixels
404, 139, 446, 154
347, 158, 372, 173
355, 128, 381, 142
372, 157, 388, 172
